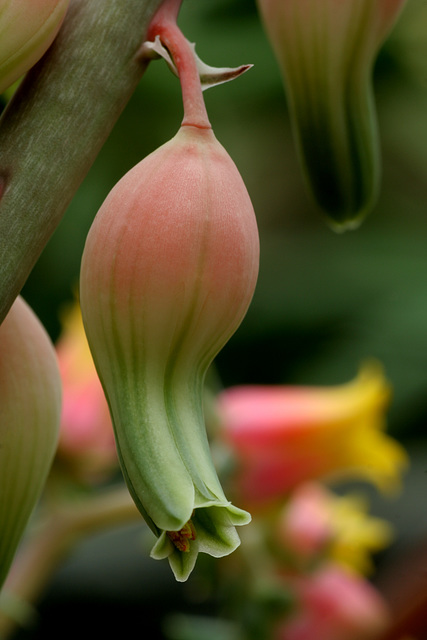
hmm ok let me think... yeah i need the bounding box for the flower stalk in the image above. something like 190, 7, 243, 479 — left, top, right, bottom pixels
147, 0, 210, 129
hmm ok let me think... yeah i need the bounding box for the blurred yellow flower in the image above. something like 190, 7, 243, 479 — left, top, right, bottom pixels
217, 362, 408, 506
277, 482, 393, 575
327, 491, 393, 575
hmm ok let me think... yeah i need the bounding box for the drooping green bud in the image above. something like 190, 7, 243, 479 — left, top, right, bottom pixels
0, 0, 70, 94
80, 123, 259, 581
257, 0, 407, 230
0, 297, 61, 589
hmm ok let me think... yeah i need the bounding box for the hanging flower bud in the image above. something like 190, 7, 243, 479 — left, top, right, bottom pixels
0, 297, 61, 589
257, 0, 407, 229
80, 0, 258, 581
0, 0, 70, 94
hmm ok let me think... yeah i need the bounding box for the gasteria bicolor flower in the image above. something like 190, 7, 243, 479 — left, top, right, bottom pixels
276, 482, 393, 575
275, 565, 389, 640
80, 0, 258, 581
0, 297, 61, 589
217, 363, 407, 506
55, 300, 117, 483
257, 0, 407, 229
0, 0, 70, 94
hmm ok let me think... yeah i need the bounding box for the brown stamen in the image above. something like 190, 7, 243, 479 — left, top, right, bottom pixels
167, 518, 197, 552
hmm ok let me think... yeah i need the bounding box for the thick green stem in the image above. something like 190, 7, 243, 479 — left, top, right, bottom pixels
0, 0, 165, 324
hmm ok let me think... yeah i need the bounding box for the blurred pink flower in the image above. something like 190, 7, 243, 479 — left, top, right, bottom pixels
277, 482, 333, 560
55, 301, 117, 482
217, 364, 407, 506
275, 565, 389, 640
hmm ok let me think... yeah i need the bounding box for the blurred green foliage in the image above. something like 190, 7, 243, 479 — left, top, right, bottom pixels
21, 0, 427, 442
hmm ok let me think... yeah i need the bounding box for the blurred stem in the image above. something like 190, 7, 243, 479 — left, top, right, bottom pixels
0, 0, 166, 324
0, 485, 141, 639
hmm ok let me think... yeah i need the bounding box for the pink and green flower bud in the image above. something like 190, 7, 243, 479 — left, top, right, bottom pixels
257, 0, 407, 229
0, 0, 69, 94
80, 123, 259, 581
0, 297, 61, 589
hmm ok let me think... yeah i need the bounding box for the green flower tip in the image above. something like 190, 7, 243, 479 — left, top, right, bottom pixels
151, 504, 251, 582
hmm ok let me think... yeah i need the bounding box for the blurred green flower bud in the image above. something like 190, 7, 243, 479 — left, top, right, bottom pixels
80, 123, 259, 581
257, 0, 406, 229
0, 297, 61, 589
0, 0, 69, 94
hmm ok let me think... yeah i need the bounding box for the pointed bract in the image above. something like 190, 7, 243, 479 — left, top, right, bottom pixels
142, 35, 252, 91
